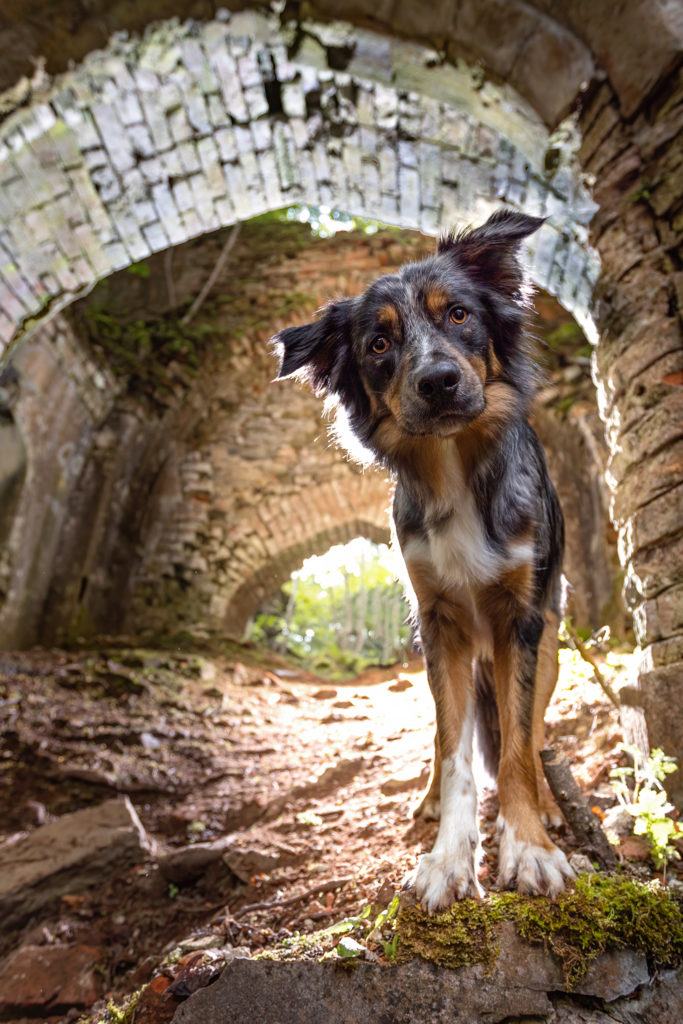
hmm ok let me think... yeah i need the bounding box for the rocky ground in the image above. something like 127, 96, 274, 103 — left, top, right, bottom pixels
0, 639, 680, 1023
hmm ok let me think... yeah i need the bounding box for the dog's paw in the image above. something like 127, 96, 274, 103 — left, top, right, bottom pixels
412, 793, 441, 821
407, 842, 482, 913
497, 821, 575, 897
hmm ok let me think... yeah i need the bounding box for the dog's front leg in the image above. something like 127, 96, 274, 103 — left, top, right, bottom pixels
409, 596, 482, 912
493, 610, 575, 896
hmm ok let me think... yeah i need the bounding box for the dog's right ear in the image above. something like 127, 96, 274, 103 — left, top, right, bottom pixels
272, 298, 355, 397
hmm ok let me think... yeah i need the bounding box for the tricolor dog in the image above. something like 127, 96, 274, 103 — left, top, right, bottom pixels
271, 210, 574, 911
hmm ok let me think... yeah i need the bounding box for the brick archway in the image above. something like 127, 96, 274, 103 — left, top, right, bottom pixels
0, 9, 598, 363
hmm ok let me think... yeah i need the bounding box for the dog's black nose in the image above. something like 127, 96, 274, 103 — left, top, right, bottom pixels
416, 362, 461, 401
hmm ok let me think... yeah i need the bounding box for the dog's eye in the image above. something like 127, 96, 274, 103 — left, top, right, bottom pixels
449, 307, 468, 325
371, 336, 391, 354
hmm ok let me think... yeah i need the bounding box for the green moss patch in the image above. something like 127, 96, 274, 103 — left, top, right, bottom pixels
397, 894, 503, 972
397, 874, 683, 986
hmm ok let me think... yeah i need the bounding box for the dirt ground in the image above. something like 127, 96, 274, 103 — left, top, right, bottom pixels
0, 639, 679, 1021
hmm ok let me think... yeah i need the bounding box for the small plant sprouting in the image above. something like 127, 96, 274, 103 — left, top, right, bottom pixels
332, 895, 401, 960
609, 744, 681, 870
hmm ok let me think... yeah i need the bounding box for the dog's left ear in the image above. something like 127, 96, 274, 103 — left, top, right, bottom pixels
439, 210, 544, 297
272, 298, 355, 397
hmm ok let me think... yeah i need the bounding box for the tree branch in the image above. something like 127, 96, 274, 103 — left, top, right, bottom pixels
541, 746, 617, 870
181, 222, 241, 326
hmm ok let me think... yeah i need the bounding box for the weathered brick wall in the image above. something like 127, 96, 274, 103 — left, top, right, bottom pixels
578, 76, 683, 794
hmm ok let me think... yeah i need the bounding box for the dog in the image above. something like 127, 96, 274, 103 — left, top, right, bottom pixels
271, 209, 574, 911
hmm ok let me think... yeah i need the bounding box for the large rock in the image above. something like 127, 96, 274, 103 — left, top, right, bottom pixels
171, 924, 652, 1024
0, 796, 155, 928
0, 943, 102, 1017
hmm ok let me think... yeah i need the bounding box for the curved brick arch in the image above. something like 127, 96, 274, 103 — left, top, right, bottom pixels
0, 9, 600, 363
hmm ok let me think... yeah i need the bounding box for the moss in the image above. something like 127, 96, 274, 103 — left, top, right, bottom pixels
396, 874, 683, 987
88, 989, 141, 1024
397, 895, 502, 971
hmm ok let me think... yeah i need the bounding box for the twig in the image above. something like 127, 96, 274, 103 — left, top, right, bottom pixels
236, 876, 353, 918
563, 620, 620, 707
541, 747, 617, 870
164, 246, 176, 308
181, 222, 241, 326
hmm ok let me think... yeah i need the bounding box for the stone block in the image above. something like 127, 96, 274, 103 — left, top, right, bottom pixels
208, 93, 230, 129
171, 926, 653, 1024
609, 440, 683, 526
142, 221, 170, 253
398, 165, 419, 229
602, 350, 683, 446
211, 49, 248, 123
0, 944, 102, 1015
92, 103, 135, 175
594, 316, 681, 417
606, 392, 683, 487
215, 126, 237, 163
633, 582, 683, 645
639, 662, 683, 802
641, 636, 683, 670
0, 797, 154, 927
625, 533, 683, 601
244, 84, 269, 120
178, 139, 202, 176
273, 122, 299, 192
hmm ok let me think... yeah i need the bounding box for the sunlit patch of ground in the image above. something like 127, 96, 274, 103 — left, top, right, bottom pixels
0, 640, 676, 1018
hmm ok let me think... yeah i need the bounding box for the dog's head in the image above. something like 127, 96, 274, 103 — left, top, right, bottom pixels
272, 210, 543, 466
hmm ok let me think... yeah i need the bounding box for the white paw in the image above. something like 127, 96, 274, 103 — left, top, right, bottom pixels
498, 820, 575, 897
409, 839, 482, 913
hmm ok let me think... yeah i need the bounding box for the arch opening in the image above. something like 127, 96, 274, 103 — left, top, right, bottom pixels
246, 536, 412, 679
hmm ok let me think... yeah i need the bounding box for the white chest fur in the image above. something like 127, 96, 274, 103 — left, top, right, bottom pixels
427, 487, 502, 588
401, 446, 534, 590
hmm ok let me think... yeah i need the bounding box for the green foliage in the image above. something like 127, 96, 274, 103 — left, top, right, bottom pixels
257, 204, 399, 238
328, 898, 401, 960
77, 304, 220, 408
262, 896, 401, 963
398, 874, 683, 986
94, 990, 142, 1024
336, 936, 365, 959
610, 744, 681, 868
248, 540, 411, 677
126, 261, 151, 278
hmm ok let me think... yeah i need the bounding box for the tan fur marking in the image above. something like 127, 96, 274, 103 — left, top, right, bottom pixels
374, 424, 452, 507
470, 354, 486, 385
488, 341, 504, 378
491, 606, 558, 850
499, 562, 534, 607
414, 728, 441, 818
424, 287, 449, 321
456, 379, 518, 477
377, 303, 399, 331
406, 558, 474, 760
533, 611, 561, 820
495, 642, 551, 848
